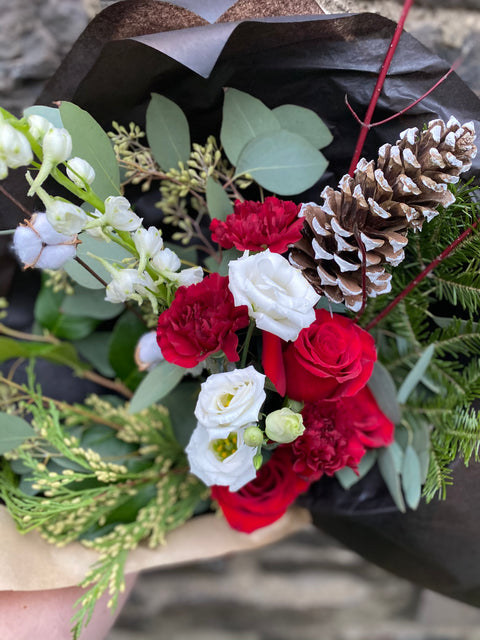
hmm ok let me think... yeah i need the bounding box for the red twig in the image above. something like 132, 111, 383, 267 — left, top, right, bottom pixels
365, 219, 480, 331
347, 0, 415, 177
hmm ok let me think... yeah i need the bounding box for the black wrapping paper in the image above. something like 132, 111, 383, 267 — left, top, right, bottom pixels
3, 0, 480, 602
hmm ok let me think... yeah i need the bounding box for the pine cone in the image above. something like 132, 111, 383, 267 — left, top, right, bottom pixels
289, 117, 477, 312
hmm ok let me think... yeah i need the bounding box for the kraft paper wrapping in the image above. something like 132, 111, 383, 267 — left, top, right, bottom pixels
0, 505, 312, 591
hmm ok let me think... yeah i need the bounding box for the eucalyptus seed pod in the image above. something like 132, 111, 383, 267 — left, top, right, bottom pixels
290, 117, 477, 311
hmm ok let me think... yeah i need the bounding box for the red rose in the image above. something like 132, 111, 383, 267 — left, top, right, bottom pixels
283, 309, 376, 403
211, 446, 310, 533
210, 196, 303, 254
156, 273, 249, 368
292, 386, 394, 480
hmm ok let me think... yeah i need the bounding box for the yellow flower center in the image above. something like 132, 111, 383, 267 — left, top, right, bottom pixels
211, 432, 238, 461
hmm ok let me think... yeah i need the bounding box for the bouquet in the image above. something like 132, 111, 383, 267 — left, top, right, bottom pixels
2, 1, 480, 637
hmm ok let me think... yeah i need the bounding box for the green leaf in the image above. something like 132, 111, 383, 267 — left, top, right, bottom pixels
205, 176, 234, 221
401, 445, 422, 509
74, 333, 115, 378
64, 233, 131, 289
368, 361, 401, 424
273, 105, 333, 149
235, 130, 328, 196
378, 444, 406, 512
23, 105, 63, 129
335, 450, 377, 490
34, 282, 97, 341
128, 360, 185, 414
397, 343, 435, 404
204, 248, 240, 276
59, 101, 120, 199
61, 286, 123, 320
161, 380, 199, 447
0, 336, 84, 370
108, 311, 146, 382
0, 413, 35, 454
146, 93, 190, 170
220, 88, 280, 165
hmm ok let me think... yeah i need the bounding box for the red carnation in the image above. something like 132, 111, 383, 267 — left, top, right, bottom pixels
211, 446, 310, 533
210, 196, 303, 254
283, 308, 376, 403
156, 273, 249, 368
292, 386, 394, 480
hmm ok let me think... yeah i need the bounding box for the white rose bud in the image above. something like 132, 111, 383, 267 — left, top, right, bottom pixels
13, 212, 77, 270
46, 199, 87, 235
66, 157, 95, 188
194, 366, 266, 439
186, 424, 257, 491
103, 196, 142, 231
134, 331, 164, 371
0, 120, 32, 177
265, 408, 305, 444
27, 114, 53, 141
228, 249, 320, 342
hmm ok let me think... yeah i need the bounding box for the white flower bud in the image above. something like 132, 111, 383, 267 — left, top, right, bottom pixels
103, 196, 142, 231
105, 268, 143, 303
134, 331, 164, 371
66, 157, 95, 188
13, 212, 77, 270
265, 407, 305, 443
175, 266, 204, 287
133, 226, 163, 272
0, 120, 32, 174
42, 127, 72, 164
46, 200, 87, 235
27, 115, 53, 141
151, 247, 181, 273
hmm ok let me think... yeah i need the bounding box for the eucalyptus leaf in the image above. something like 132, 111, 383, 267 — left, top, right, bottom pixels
368, 361, 402, 425
64, 233, 131, 289
128, 360, 185, 414
378, 446, 406, 512
401, 445, 422, 509
0, 336, 84, 370
235, 130, 327, 196
34, 282, 97, 341
220, 88, 280, 165
161, 380, 200, 447
74, 332, 116, 378
205, 176, 234, 221
0, 413, 35, 455
397, 343, 435, 404
59, 102, 120, 199
24, 105, 63, 129
146, 93, 190, 170
335, 450, 377, 490
204, 248, 240, 276
62, 286, 123, 320
273, 104, 333, 149
108, 311, 146, 382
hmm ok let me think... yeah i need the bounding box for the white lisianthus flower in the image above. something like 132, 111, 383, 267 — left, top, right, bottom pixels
13, 212, 77, 270
46, 199, 87, 235
228, 249, 320, 342
265, 407, 305, 443
66, 157, 95, 188
194, 366, 266, 439
134, 226, 163, 272
0, 120, 32, 178
186, 423, 257, 491
102, 196, 142, 231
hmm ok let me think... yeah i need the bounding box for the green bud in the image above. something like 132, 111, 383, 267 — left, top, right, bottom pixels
265, 408, 305, 444
243, 426, 264, 447
253, 451, 263, 470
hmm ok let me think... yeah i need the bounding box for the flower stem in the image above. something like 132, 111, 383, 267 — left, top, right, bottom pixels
0, 185, 31, 218
365, 217, 480, 331
240, 320, 256, 368
347, 0, 415, 176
